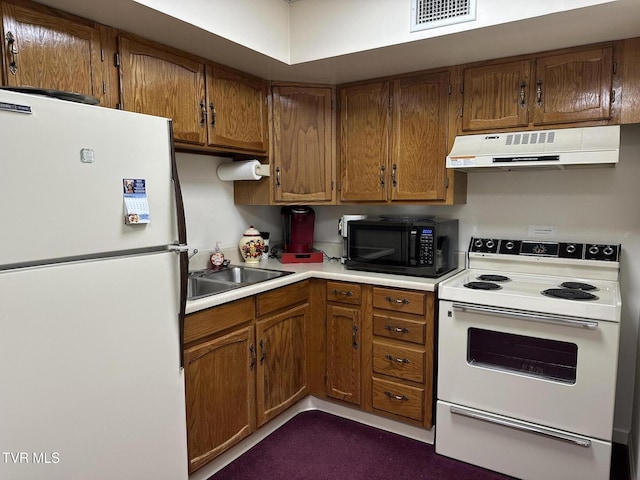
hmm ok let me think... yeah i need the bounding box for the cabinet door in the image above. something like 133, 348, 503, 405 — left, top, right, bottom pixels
326, 304, 361, 405
390, 72, 448, 201
206, 64, 268, 153
339, 82, 389, 202
184, 326, 256, 473
532, 47, 613, 125
1, 1, 105, 103
272, 84, 335, 203
255, 303, 308, 427
118, 35, 207, 146
462, 60, 531, 131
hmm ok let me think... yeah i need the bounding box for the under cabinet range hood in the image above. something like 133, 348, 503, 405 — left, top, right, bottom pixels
446, 125, 620, 171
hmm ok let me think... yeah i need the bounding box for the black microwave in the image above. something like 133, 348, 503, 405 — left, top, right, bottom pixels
346, 217, 458, 277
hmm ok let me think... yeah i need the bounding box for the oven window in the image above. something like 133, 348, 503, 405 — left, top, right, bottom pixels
467, 328, 578, 384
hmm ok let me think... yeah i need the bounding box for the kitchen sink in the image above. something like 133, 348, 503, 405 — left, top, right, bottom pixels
200, 266, 290, 284
187, 265, 292, 300
187, 277, 238, 299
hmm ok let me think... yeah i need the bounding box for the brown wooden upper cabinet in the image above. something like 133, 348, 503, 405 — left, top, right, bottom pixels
532, 47, 613, 125
462, 60, 531, 131
207, 65, 268, 154
271, 83, 335, 204
118, 34, 207, 146
118, 34, 268, 155
1, 0, 113, 106
339, 71, 449, 203
462, 46, 614, 131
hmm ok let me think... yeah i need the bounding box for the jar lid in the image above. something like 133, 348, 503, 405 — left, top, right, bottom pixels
243, 225, 262, 236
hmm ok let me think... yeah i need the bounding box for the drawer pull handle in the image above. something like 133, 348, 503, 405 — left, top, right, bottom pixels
385, 354, 410, 364
384, 325, 409, 334
332, 289, 353, 297
384, 391, 409, 402
385, 296, 410, 305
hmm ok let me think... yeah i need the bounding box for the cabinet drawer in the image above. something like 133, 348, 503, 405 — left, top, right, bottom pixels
373, 287, 425, 316
326, 281, 362, 305
184, 297, 254, 345
372, 341, 425, 383
256, 281, 309, 317
373, 313, 425, 344
372, 377, 424, 422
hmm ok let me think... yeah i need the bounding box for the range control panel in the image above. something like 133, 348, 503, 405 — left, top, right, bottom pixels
469, 238, 621, 262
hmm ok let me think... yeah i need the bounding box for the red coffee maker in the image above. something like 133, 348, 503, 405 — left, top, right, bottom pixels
280, 206, 323, 263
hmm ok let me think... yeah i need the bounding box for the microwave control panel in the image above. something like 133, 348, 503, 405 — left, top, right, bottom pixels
412, 227, 434, 265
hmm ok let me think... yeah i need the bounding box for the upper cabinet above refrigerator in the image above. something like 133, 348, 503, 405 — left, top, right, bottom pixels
1, 0, 118, 108
117, 34, 268, 156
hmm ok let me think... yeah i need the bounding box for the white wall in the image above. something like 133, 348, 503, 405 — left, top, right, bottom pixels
175, 153, 281, 253
177, 126, 640, 458
133, 0, 291, 62
288, 0, 615, 63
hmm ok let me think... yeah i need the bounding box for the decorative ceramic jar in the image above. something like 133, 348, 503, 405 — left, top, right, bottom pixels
238, 226, 264, 264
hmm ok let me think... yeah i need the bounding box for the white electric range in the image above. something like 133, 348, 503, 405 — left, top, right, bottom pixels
436, 237, 622, 480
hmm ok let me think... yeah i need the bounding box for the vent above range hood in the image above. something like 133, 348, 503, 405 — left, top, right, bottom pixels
446, 125, 620, 171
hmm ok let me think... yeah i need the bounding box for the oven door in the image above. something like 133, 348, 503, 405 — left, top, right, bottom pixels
437, 300, 620, 440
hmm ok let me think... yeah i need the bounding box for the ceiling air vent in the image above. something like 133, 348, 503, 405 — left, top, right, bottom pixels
411, 0, 477, 32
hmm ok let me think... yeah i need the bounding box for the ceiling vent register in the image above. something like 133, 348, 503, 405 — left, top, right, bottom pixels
411, 0, 477, 32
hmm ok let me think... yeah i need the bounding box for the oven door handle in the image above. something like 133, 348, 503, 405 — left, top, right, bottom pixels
449, 405, 592, 448
451, 302, 599, 330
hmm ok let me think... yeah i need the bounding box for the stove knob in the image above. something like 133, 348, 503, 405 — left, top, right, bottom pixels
486, 240, 495, 249
504, 241, 515, 250
589, 245, 600, 255
603, 246, 614, 256
566, 244, 576, 254
474, 239, 484, 248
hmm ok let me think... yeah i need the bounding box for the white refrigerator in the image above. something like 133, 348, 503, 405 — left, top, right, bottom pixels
0, 90, 189, 480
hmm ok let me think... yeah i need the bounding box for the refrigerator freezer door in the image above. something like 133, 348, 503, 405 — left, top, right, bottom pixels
0, 252, 188, 480
0, 90, 178, 267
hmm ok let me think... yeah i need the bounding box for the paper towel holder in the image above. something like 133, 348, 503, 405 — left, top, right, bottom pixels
216, 159, 270, 182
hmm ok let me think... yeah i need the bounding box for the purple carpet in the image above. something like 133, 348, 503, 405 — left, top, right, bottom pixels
210, 411, 515, 480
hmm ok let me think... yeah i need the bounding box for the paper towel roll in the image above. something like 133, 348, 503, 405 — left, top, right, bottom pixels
217, 160, 262, 181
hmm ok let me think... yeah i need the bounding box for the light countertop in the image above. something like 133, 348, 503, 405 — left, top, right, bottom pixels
186, 246, 465, 314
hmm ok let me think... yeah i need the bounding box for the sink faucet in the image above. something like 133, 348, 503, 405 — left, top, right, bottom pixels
188, 248, 199, 261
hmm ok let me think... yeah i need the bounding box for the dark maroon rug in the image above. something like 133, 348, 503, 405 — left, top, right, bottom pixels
210, 411, 515, 480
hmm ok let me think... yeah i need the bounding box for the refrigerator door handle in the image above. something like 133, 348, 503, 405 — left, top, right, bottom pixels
168, 120, 188, 246
178, 249, 188, 369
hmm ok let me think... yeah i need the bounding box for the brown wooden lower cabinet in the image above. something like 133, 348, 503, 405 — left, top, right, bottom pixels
326, 303, 362, 405
183, 282, 309, 473
184, 279, 435, 473
184, 326, 256, 473
370, 286, 435, 428
255, 302, 309, 426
